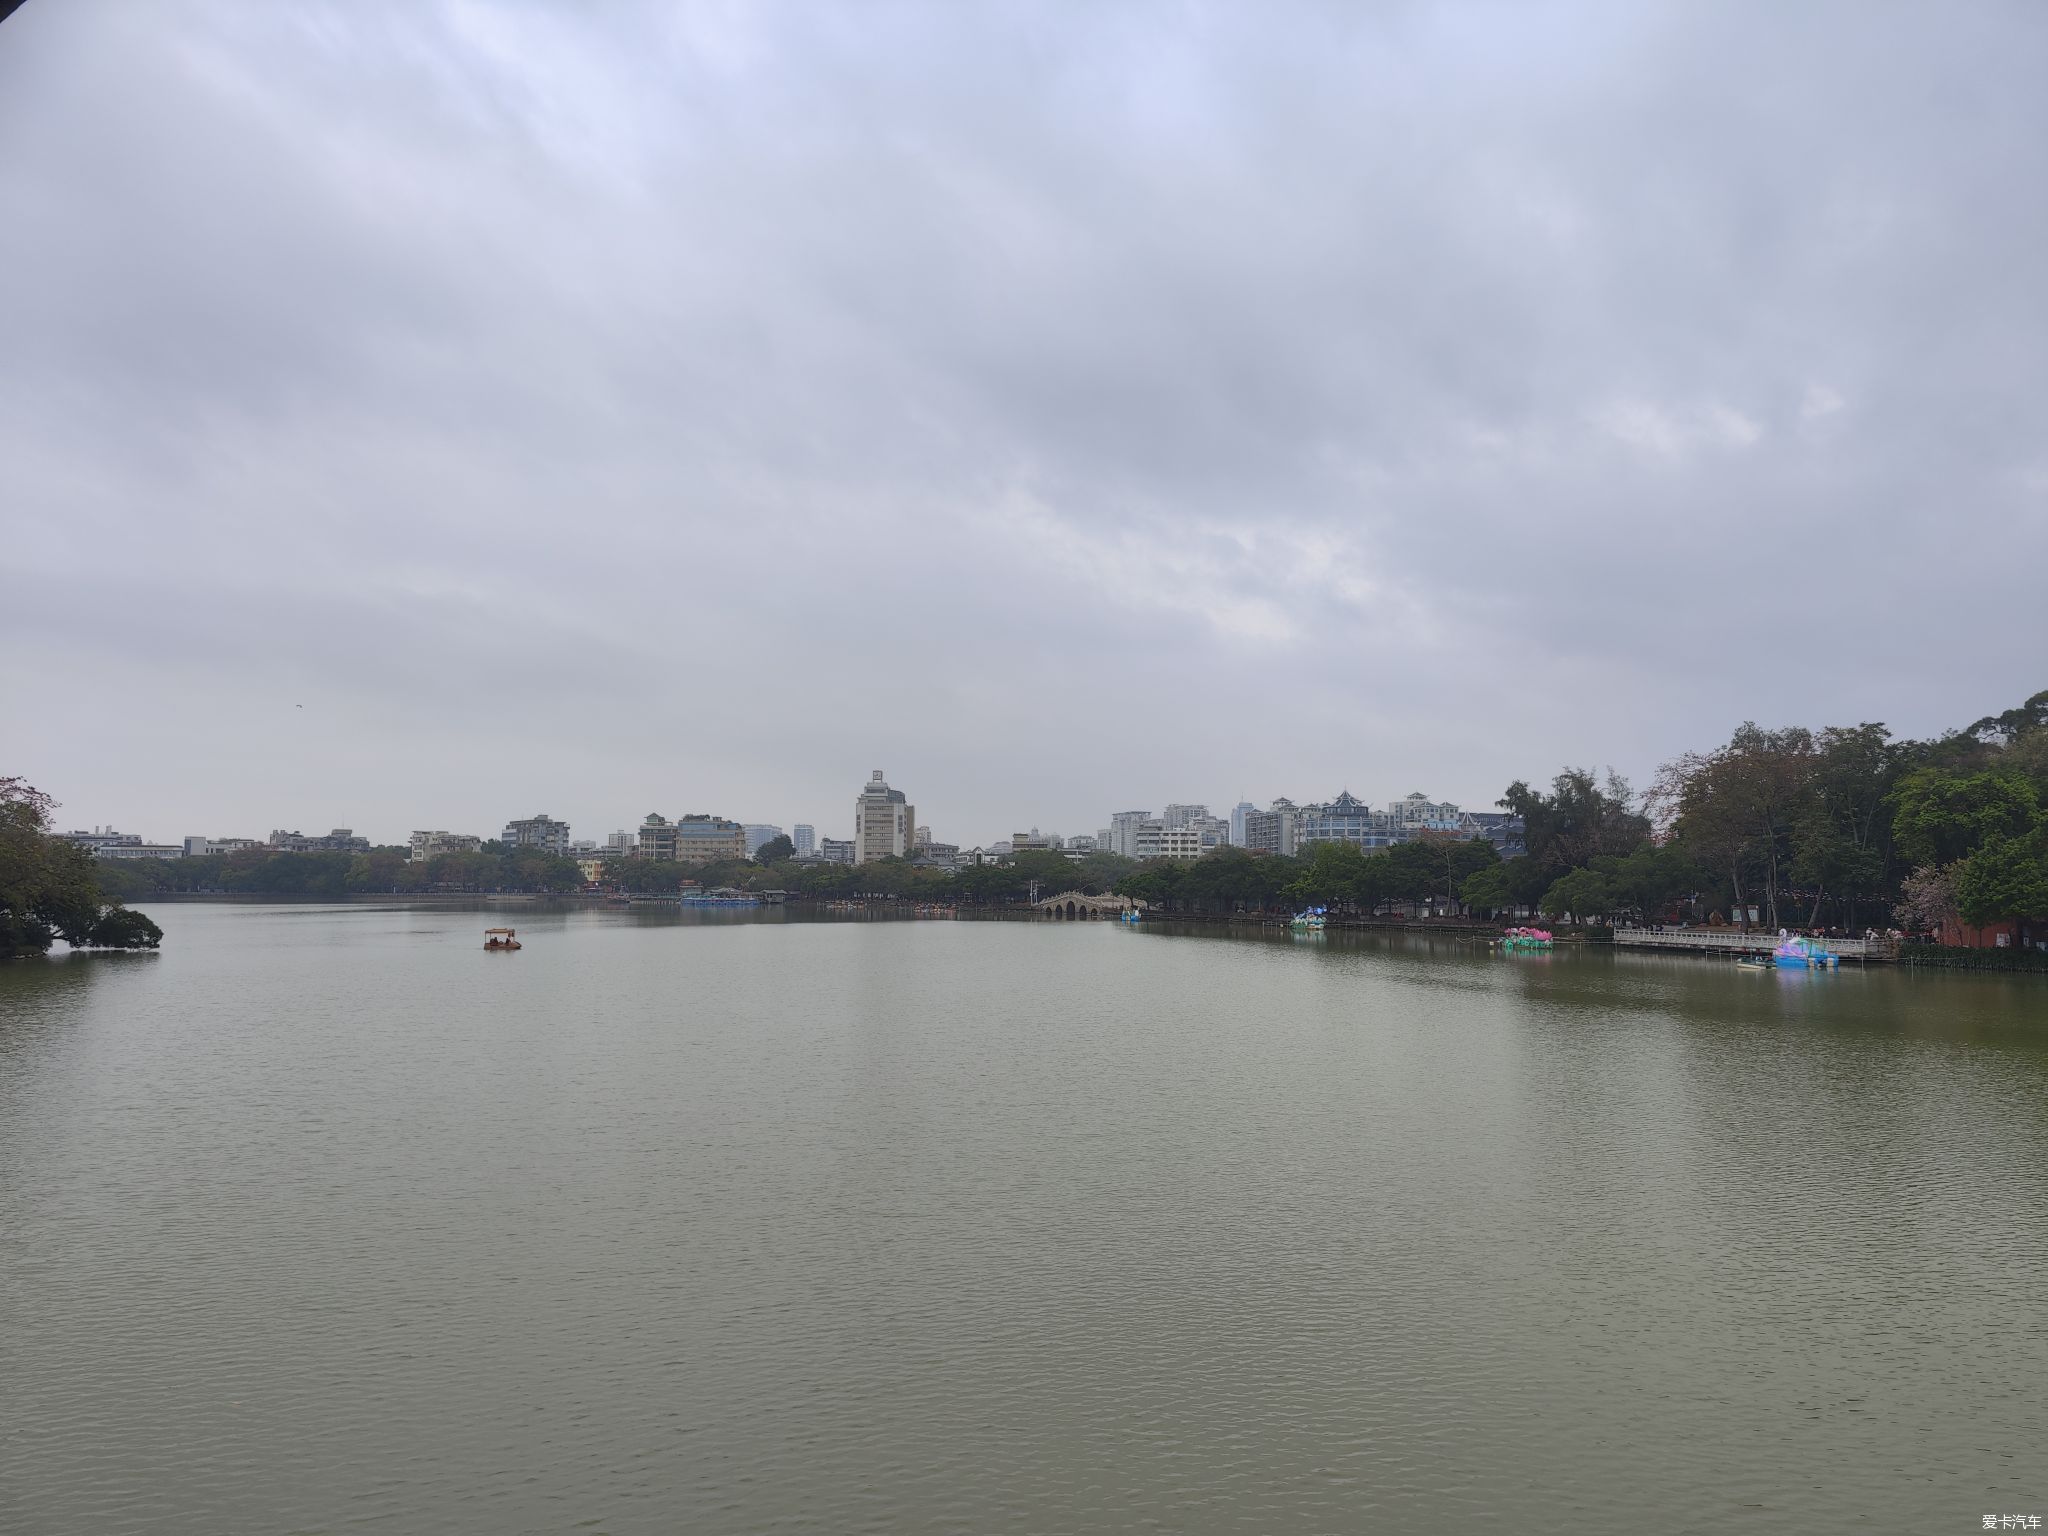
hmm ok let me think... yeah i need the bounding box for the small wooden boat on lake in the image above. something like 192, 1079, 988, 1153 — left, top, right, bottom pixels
484, 927, 521, 951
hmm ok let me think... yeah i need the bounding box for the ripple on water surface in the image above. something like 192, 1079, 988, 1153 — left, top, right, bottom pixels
1, 906, 2044, 1534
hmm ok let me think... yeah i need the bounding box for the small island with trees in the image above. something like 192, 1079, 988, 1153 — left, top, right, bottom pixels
1, 778, 165, 958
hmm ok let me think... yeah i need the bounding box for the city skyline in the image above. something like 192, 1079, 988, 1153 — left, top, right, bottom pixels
52, 780, 1511, 860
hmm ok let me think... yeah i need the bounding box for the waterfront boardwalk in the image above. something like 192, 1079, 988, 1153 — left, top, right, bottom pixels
1613, 928, 1896, 962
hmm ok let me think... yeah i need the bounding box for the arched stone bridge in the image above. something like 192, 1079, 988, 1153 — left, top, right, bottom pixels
1034, 889, 1143, 919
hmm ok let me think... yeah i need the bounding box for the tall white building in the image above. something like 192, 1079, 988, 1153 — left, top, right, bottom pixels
1108, 810, 1153, 859
855, 770, 916, 863
1163, 803, 1210, 830
1229, 801, 1256, 846
793, 824, 816, 858
743, 824, 785, 858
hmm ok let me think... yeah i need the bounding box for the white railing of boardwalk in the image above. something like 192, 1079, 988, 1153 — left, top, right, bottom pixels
1610, 928, 1894, 959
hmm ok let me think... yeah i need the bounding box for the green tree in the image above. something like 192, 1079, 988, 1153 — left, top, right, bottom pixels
1501, 768, 1648, 874
754, 834, 795, 865
1954, 829, 2048, 929
1, 778, 162, 955
1656, 724, 1818, 928
1540, 867, 1616, 922
1890, 769, 2040, 869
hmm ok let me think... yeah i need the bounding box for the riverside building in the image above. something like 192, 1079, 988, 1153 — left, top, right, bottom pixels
637, 812, 746, 863
408, 830, 482, 862
1241, 799, 1299, 857
501, 814, 571, 855
854, 770, 915, 863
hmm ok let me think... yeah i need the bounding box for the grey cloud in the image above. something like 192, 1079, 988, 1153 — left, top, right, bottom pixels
4, 0, 2045, 844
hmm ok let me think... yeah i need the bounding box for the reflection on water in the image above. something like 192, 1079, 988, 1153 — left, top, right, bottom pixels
2, 904, 2043, 1534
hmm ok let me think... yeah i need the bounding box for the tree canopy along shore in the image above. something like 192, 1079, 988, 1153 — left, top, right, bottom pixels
14, 687, 2047, 952
1, 778, 163, 958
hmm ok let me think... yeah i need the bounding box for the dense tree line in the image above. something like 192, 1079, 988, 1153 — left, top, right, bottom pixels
603, 846, 1141, 903
1464, 690, 2048, 932
1, 779, 164, 956
1113, 838, 1503, 915
90, 842, 588, 900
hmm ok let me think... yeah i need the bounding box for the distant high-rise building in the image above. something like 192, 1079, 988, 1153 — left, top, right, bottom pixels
854, 770, 915, 862
1241, 799, 1298, 857
820, 837, 856, 864
1230, 801, 1256, 846
501, 814, 570, 855
743, 824, 784, 858
605, 829, 635, 852
1096, 827, 1113, 852
792, 824, 816, 858
1163, 803, 1210, 830
1108, 811, 1153, 859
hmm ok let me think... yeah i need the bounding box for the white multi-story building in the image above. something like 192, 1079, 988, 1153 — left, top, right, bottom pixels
408, 830, 482, 863
1108, 811, 1153, 859
820, 837, 856, 864
1163, 803, 1210, 831
743, 824, 785, 858
1384, 793, 1471, 834
501, 814, 571, 854
855, 770, 915, 863
792, 824, 816, 858
182, 836, 263, 857
93, 842, 184, 860
605, 829, 635, 852
57, 827, 142, 852
1066, 834, 1097, 854
1229, 801, 1257, 846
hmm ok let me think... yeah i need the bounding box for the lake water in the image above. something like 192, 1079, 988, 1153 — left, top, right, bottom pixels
2, 903, 2044, 1534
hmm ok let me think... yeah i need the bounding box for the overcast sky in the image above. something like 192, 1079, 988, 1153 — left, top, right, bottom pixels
5, 1, 2045, 848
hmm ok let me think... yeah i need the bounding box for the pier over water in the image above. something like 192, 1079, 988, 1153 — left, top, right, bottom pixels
1611, 927, 1896, 962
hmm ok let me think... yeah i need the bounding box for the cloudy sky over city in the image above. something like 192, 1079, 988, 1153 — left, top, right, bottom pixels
5, 1, 2045, 847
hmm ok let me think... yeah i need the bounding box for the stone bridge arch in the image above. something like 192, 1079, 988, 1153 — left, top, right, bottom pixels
1034, 889, 1143, 919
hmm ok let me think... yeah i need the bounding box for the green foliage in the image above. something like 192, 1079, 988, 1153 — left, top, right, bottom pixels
1459, 862, 1517, 914
1890, 770, 2040, 869
753, 834, 795, 864
1540, 867, 1614, 920
87, 907, 163, 948
1898, 941, 2048, 972
1, 777, 161, 956
1500, 768, 1648, 873
1954, 829, 2048, 928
